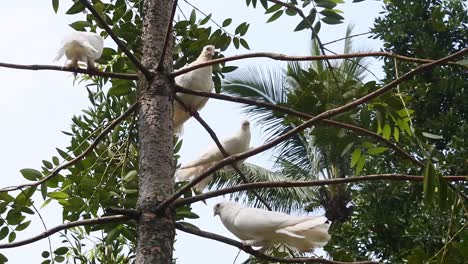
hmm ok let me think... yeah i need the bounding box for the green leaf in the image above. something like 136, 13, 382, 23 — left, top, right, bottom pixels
222, 66, 239, 73
52, 0, 59, 13
54, 247, 69, 255
52, 156, 60, 166
0, 253, 8, 262
108, 85, 132, 96
8, 232, 16, 243
48, 191, 69, 199
267, 10, 283, 23
66, 2, 85, 15
240, 38, 250, 50
393, 127, 400, 142
0, 227, 8, 240
123, 170, 138, 182
233, 37, 240, 49
265, 3, 282, 14
222, 18, 232, 27
294, 9, 316, 31
189, 9, 196, 24
340, 142, 354, 157
421, 132, 443, 139
41, 183, 48, 200
355, 155, 366, 175
321, 16, 343, 25
382, 124, 391, 139
69, 21, 92, 31
260, 0, 268, 9
367, 147, 388, 155
176, 210, 200, 220
199, 14, 212, 25
350, 148, 361, 168
15, 220, 31, 231
42, 160, 53, 169
20, 168, 42, 181
316, 0, 337, 9
42, 251, 50, 258
54, 255, 65, 263
423, 162, 437, 204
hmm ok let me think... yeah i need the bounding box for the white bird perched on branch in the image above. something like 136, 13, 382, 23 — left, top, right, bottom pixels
175, 120, 251, 192
55, 31, 104, 70
174, 45, 216, 134
214, 201, 331, 252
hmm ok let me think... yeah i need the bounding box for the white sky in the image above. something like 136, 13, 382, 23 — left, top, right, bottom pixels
0, 0, 383, 263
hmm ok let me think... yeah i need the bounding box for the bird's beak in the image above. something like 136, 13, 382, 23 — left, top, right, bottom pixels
213, 209, 219, 217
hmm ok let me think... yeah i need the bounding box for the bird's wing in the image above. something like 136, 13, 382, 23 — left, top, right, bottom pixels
81, 32, 104, 59
232, 207, 297, 234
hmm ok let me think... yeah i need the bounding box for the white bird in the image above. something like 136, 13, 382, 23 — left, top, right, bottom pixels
176, 120, 251, 192
174, 45, 216, 134
55, 31, 104, 70
214, 201, 331, 252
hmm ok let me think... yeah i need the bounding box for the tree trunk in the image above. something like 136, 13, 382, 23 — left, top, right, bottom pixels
136, 0, 174, 263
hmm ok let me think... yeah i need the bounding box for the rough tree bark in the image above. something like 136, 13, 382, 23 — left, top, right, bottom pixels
136, 0, 174, 263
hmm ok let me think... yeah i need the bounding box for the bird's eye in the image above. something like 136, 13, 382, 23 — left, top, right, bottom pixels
216, 204, 220, 208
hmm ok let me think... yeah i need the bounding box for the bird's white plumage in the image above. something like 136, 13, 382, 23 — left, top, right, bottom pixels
174, 45, 215, 134
175, 120, 251, 192
214, 201, 331, 252
55, 31, 104, 69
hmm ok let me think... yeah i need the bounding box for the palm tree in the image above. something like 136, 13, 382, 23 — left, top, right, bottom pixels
211, 26, 372, 221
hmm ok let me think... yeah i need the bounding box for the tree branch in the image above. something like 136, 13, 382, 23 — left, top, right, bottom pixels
0, 215, 130, 249
78, 0, 152, 80
175, 222, 379, 264
175, 175, 467, 206
0, 62, 138, 80
175, 85, 424, 167
156, 48, 467, 210
173, 95, 273, 210
169, 51, 467, 77
0, 103, 138, 193
157, 0, 178, 71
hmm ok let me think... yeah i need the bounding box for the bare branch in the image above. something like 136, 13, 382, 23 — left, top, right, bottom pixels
0, 62, 138, 80
175, 222, 380, 264
78, 0, 152, 80
0, 215, 130, 249
175, 175, 468, 207
170, 51, 467, 77
157, 0, 178, 71
0, 103, 138, 193
173, 95, 273, 210
156, 48, 468, 210
175, 85, 424, 167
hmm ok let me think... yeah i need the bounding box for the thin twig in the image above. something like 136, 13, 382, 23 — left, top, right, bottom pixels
157, 0, 178, 71
156, 48, 467, 210
174, 95, 273, 210
175, 85, 424, 167
170, 51, 467, 77
322, 32, 372, 46
0, 62, 138, 80
0, 215, 130, 249
266, 0, 341, 86
78, 0, 152, 79
0, 103, 138, 193
175, 222, 379, 264
175, 175, 467, 206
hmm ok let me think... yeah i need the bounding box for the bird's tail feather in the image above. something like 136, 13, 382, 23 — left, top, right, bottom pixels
175, 164, 213, 192
54, 45, 66, 62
